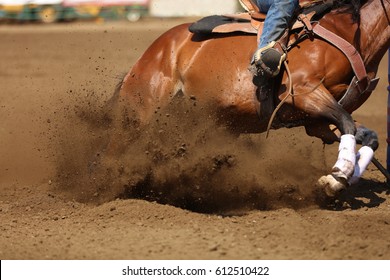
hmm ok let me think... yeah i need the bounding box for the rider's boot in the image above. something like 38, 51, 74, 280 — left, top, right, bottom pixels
253, 41, 287, 77
253, 28, 289, 77
250, 31, 289, 118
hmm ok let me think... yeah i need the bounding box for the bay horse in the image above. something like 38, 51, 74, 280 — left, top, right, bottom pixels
112, 0, 390, 198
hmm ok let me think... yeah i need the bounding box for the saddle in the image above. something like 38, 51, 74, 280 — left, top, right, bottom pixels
189, 0, 379, 121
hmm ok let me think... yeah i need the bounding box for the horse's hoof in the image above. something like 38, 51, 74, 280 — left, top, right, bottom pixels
316, 174, 347, 197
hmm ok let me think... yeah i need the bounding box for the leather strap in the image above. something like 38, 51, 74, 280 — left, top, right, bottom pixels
297, 13, 314, 31
312, 23, 369, 92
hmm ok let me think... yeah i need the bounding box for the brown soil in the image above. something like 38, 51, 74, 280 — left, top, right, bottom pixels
1, 19, 390, 260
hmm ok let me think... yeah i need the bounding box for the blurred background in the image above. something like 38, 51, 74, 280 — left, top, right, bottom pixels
0, 0, 241, 24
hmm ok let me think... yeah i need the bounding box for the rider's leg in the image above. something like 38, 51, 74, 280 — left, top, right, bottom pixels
253, 0, 299, 76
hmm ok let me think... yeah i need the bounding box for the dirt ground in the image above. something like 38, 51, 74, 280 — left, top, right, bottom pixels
1, 19, 390, 260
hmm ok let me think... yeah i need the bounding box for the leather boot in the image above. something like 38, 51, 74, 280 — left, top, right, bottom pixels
253, 41, 287, 77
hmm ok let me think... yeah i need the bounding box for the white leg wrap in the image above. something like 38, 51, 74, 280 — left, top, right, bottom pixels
332, 134, 356, 179
348, 146, 374, 185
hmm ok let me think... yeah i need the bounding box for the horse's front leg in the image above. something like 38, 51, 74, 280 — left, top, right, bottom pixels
317, 127, 379, 196
318, 122, 381, 196
348, 124, 378, 185
287, 84, 358, 196
306, 122, 379, 187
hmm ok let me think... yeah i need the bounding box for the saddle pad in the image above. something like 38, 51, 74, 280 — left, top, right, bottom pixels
188, 15, 251, 34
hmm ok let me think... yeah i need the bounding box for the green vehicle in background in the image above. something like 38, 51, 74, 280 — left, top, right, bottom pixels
0, 0, 150, 23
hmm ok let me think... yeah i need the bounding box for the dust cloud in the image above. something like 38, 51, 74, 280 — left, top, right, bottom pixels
52, 86, 330, 213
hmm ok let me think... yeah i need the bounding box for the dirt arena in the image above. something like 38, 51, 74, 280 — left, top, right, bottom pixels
1, 18, 390, 260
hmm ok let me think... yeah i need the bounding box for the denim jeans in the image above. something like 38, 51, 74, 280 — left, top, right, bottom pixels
255, 0, 299, 48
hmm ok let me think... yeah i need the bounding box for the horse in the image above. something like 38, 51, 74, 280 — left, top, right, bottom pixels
111, 0, 390, 198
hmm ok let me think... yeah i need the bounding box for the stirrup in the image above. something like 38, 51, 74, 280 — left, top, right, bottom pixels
253, 41, 286, 77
